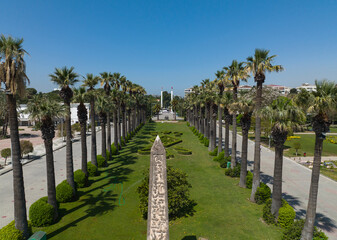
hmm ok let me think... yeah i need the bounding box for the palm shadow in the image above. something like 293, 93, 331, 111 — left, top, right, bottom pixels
295, 209, 337, 233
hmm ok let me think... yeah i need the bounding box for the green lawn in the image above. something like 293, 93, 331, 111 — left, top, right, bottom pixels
35, 122, 282, 239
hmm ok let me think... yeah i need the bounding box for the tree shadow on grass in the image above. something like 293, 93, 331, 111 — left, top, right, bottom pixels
295, 209, 337, 233
48, 190, 117, 239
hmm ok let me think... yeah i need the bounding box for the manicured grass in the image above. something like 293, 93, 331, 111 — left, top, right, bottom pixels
35, 122, 282, 239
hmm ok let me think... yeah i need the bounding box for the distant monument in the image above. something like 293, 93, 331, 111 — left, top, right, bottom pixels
147, 136, 169, 240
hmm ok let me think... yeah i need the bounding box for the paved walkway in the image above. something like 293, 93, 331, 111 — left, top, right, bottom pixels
0, 127, 107, 228
221, 126, 337, 239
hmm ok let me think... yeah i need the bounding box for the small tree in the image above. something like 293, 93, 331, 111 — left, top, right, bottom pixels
1, 148, 11, 165
20, 140, 34, 159
293, 141, 301, 156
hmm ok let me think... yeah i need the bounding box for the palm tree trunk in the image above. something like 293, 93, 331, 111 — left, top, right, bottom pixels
209, 105, 216, 151
127, 110, 131, 134
117, 104, 121, 145
90, 99, 97, 167
44, 138, 58, 220
271, 142, 284, 217
218, 105, 223, 154
224, 109, 230, 158
107, 112, 111, 160
231, 87, 238, 169
113, 110, 118, 152
250, 80, 263, 202
65, 101, 76, 197
101, 121, 106, 160
301, 134, 323, 240
239, 118, 250, 188
122, 107, 126, 142
205, 104, 210, 139
80, 122, 87, 177
7, 94, 29, 238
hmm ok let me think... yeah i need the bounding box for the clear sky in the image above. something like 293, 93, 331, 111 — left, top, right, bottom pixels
1, 0, 336, 96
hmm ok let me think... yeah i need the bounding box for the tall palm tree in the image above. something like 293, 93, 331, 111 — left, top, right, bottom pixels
120, 76, 128, 142
224, 60, 249, 169
26, 96, 65, 221
222, 91, 232, 158
50, 66, 79, 197
96, 96, 108, 164
171, 98, 179, 121
215, 70, 226, 154
301, 80, 336, 240
153, 103, 161, 120
100, 72, 112, 158
73, 87, 89, 177
111, 88, 119, 152
0, 34, 30, 238
230, 93, 254, 188
111, 72, 122, 145
82, 73, 99, 167
246, 49, 283, 202
262, 97, 304, 216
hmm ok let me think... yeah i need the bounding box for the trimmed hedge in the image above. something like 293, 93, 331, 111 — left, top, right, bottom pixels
110, 144, 118, 155
209, 147, 218, 156
225, 164, 241, 177
74, 169, 87, 188
246, 171, 253, 189
281, 219, 328, 240
166, 149, 175, 159
0, 221, 32, 240
138, 145, 151, 155
56, 180, 74, 203
255, 182, 271, 204
174, 147, 192, 155
97, 155, 106, 168
278, 203, 296, 228
29, 197, 54, 227
263, 198, 289, 225
87, 161, 98, 177
213, 151, 224, 162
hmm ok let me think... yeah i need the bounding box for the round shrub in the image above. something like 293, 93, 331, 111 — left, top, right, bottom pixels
225, 164, 241, 177
97, 155, 106, 168
56, 180, 74, 203
87, 161, 98, 177
246, 171, 253, 189
29, 197, 54, 227
213, 151, 225, 162
74, 169, 87, 188
209, 147, 218, 156
0, 221, 32, 240
278, 203, 296, 228
263, 198, 276, 225
110, 144, 118, 155
255, 182, 271, 204
203, 138, 209, 147
282, 219, 328, 240
137, 166, 196, 220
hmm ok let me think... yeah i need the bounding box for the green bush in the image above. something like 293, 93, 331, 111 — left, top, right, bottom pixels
87, 161, 98, 177
278, 203, 296, 228
174, 147, 192, 155
137, 166, 196, 220
0, 221, 32, 240
20, 140, 34, 158
74, 169, 87, 188
246, 171, 253, 189
166, 149, 174, 159
187, 122, 190, 126
263, 198, 276, 225
255, 182, 271, 204
282, 219, 328, 240
203, 138, 209, 147
71, 122, 81, 132
209, 147, 218, 156
29, 197, 54, 227
111, 144, 118, 155
213, 151, 224, 162
97, 155, 106, 168
56, 180, 74, 203
225, 164, 241, 177
121, 139, 125, 147
106, 150, 110, 161
138, 145, 151, 155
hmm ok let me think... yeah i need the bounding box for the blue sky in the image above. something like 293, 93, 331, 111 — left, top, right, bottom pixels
1, 0, 336, 96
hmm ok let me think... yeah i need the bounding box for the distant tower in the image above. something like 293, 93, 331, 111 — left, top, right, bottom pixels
161, 87, 163, 108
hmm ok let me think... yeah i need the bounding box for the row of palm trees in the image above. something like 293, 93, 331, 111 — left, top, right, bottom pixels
185, 48, 335, 239
0, 34, 148, 238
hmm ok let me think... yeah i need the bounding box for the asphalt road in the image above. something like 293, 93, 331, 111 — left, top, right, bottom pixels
0, 127, 109, 228
221, 126, 337, 239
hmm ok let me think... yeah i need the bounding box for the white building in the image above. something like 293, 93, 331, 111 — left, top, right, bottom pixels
70, 103, 90, 125
296, 83, 316, 92
184, 88, 193, 97
265, 84, 290, 95
238, 85, 252, 92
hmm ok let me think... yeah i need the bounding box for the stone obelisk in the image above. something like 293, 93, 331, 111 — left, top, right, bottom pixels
147, 136, 169, 240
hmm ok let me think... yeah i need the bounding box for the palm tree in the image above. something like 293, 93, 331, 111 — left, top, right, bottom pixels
215, 70, 226, 154
224, 60, 249, 169
120, 76, 128, 142
246, 49, 283, 202
262, 97, 305, 216
82, 73, 99, 167
301, 80, 336, 240
100, 72, 112, 159
222, 91, 232, 158
111, 72, 122, 145
50, 66, 79, 197
0, 34, 30, 238
73, 87, 88, 177
230, 93, 254, 188
153, 103, 161, 120
26, 96, 65, 220
111, 88, 119, 152
171, 98, 179, 121
96, 96, 108, 164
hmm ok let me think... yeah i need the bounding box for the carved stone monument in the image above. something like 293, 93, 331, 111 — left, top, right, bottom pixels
147, 136, 169, 240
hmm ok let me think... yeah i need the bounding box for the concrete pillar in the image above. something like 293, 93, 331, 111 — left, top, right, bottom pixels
161, 91, 163, 108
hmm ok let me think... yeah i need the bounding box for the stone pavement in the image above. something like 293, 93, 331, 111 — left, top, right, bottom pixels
220, 126, 337, 239
0, 126, 106, 228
